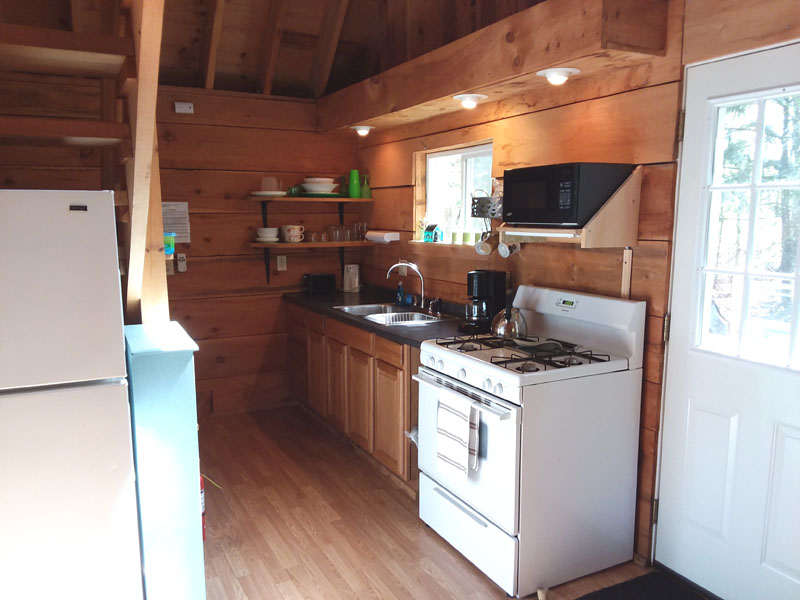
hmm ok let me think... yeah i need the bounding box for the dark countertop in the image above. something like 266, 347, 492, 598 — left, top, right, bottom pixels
283, 290, 465, 348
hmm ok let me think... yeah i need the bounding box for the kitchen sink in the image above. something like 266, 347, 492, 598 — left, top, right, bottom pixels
363, 312, 443, 326
333, 303, 407, 316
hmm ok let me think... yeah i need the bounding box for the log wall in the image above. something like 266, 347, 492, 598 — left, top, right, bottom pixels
157, 87, 359, 420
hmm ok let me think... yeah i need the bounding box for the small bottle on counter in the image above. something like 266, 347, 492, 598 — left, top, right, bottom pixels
396, 281, 404, 305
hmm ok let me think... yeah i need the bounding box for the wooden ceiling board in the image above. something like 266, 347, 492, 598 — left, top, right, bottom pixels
158, 0, 204, 85
283, 0, 324, 37
214, 0, 268, 91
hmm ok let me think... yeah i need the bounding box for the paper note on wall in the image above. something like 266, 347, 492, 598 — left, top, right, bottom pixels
162, 202, 191, 243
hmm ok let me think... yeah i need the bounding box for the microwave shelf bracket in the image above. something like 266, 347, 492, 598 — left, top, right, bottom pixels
497, 165, 642, 250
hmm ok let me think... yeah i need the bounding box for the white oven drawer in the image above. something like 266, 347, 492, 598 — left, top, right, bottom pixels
415, 368, 521, 534
420, 473, 518, 596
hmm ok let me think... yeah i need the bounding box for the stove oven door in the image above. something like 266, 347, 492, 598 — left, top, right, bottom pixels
414, 367, 521, 535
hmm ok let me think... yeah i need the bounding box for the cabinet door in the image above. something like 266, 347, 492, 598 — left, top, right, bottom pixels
346, 348, 373, 451
374, 358, 405, 477
326, 337, 347, 431
306, 329, 326, 416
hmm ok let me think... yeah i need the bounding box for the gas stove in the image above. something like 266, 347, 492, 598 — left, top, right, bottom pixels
418, 286, 645, 404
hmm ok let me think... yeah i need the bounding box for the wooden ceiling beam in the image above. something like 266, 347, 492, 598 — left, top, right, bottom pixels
316, 0, 668, 131
311, 0, 350, 98
256, 0, 289, 95
0, 23, 133, 78
201, 0, 225, 89
125, 0, 166, 324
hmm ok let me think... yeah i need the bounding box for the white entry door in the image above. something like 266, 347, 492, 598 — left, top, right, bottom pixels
656, 43, 800, 600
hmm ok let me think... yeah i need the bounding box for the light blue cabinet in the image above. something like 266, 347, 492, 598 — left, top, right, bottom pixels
125, 322, 206, 600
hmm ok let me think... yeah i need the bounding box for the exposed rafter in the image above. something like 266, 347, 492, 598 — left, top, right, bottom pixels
311, 0, 349, 98
256, 0, 288, 95
201, 0, 225, 89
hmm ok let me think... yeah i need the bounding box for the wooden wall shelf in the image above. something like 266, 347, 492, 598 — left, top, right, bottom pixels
0, 115, 130, 147
498, 166, 643, 249
250, 196, 373, 283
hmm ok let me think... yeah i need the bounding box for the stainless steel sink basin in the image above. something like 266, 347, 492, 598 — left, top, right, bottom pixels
363, 312, 442, 326
333, 303, 406, 316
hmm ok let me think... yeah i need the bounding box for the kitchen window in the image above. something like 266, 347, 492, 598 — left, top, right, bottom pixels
424, 142, 493, 239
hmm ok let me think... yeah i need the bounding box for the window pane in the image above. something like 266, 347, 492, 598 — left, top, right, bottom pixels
761, 92, 800, 183
753, 189, 800, 274
699, 273, 743, 354
706, 190, 750, 271
713, 102, 758, 185
741, 277, 793, 365
426, 154, 463, 232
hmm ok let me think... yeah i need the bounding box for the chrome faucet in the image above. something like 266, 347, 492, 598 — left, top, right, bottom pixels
386, 260, 425, 310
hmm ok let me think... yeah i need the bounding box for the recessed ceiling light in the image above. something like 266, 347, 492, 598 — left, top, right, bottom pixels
350, 125, 374, 136
536, 67, 580, 86
453, 93, 489, 109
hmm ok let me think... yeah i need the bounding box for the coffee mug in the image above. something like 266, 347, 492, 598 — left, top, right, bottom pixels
286, 234, 304, 243
282, 225, 304, 241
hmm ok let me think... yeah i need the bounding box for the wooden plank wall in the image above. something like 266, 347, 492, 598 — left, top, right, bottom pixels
0, 72, 104, 190
356, 0, 684, 562
156, 86, 359, 419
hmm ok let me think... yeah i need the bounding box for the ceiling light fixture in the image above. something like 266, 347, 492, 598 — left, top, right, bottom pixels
351, 125, 374, 136
453, 93, 488, 109
536, 67, 580, 86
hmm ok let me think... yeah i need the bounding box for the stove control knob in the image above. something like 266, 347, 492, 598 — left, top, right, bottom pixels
494, 383, 504, 395
427, 356, 436, 368
457, 368, 466, 380
482, 378, 492, 391
437, 359, 444, 371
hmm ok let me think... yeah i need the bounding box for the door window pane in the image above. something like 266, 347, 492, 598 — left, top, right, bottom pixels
700, 273, 742, 354
712, 102, 759, 185
741, 277, 793, 363
761, 93, 800, 183
753, 189, 800, 274
706, 190, 750, 271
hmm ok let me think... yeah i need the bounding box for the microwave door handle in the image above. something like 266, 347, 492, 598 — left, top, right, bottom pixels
412, 373, 511, 421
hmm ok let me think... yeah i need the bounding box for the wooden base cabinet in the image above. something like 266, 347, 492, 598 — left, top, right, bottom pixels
346, 348, 373, 451
302, 308, 418, 482
307, 328, 326, 416
373, 358, 406, 478
326, 337, 348, 431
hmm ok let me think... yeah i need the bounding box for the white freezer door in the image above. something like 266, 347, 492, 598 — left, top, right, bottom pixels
0, 190, 126, 390
0, 381, 143, 600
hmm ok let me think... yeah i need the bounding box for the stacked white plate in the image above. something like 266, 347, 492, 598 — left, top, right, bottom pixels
302, 177, 338, 194
255, 237, 279, 242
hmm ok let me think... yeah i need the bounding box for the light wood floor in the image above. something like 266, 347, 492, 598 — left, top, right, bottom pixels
200, 405, 649, 599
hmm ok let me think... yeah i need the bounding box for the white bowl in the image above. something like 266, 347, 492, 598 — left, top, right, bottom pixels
301, 182, 338, 193
304, 177, 335, 183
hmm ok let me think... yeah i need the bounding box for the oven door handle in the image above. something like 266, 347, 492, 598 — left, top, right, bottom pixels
412, 373, 512, 421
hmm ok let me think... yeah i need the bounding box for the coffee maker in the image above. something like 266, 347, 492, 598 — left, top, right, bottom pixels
461, 270, 508, 333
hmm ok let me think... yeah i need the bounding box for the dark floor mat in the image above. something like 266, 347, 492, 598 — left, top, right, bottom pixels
577, 571, 708, 600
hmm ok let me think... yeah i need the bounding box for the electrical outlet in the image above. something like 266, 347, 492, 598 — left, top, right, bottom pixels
399, 263, 407, 276
174, 101, 194, 114
165, 260, 175, 276
276, 255, 287, 271
176, 253, 187, 272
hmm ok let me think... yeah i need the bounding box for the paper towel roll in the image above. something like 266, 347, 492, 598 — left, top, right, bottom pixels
365, 230, 400, 244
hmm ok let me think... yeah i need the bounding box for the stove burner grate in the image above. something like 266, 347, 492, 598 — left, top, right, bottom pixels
435, 334, 505, 352
515, 362, 540, 373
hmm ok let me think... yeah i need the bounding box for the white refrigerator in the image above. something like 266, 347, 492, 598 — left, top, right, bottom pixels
0, 190, 143, 600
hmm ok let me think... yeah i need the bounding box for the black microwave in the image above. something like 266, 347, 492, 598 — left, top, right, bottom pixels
502, 162, 634, 227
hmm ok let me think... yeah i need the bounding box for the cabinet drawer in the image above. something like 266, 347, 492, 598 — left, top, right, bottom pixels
285, 303, 306, 326
326, 318, 373, 354
374, 335, 405, 368
419, 473, 518, 596
307, 310, 325, 333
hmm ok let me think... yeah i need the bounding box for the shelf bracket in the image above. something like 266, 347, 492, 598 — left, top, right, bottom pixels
621, 247, 633, 299
260, 199, 270, 284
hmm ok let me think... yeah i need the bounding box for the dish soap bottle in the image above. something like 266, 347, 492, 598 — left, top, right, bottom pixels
396, 281, 404, 305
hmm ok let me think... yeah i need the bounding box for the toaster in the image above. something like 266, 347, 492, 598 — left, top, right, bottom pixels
302, 273, 336, 295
